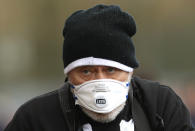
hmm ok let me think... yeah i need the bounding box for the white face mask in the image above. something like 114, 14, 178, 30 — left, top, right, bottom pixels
72, 79, 130, 113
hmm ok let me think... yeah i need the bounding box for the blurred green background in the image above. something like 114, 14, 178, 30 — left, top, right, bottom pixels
0, 0, 195, 128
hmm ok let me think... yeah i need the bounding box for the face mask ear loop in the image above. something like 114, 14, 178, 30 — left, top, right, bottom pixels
67, 81, 78, 103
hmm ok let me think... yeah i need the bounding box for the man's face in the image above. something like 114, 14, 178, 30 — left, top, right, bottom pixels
68, 65, 132, 85
67, 65, 133, 123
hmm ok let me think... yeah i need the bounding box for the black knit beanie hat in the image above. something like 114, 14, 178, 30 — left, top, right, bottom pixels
63, 4, 139, 74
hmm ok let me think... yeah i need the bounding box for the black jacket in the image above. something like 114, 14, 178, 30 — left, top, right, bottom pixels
4, 77, 195, 131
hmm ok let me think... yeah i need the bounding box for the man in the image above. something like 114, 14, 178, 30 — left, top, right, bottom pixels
4, 4, 194, 131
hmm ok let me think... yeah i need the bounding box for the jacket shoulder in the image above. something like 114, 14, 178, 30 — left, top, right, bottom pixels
132, 76, 176, 101
132, 76, 180, 113
21, 89, 59, 110
132, 76, 194, 131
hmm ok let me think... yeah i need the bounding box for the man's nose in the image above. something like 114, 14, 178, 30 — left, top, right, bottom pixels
94, 72, 106, 79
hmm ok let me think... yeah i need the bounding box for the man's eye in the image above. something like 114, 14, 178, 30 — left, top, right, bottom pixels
82, 70, 91, 75
107, 68, 115, 73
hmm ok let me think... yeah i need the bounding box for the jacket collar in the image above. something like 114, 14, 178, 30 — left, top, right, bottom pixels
58, 82, 76, 131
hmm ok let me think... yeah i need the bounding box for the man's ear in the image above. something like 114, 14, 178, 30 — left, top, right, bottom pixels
65, 75, 74, 85
127, 71, 134, 82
